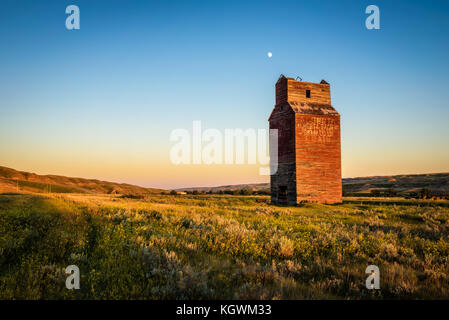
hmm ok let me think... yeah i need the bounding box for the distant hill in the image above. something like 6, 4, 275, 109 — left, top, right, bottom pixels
2, 165, 448, 196
0, 166, 166, 195
177, 173, 449, 194
342, 173, 449, 194
178, 183, 270, 193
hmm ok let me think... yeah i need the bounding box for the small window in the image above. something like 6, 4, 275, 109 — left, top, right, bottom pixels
306, 90, 311, 98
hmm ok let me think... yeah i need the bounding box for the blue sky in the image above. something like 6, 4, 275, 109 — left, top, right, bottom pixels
0, 0, 448, 188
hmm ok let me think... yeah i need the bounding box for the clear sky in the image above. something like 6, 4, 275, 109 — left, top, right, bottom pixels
1, 0, 448, 189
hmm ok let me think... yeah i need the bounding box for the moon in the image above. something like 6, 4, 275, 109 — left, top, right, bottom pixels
267, 52, 272, 58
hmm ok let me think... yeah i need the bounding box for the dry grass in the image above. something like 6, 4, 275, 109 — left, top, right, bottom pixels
0, 193, 448, 299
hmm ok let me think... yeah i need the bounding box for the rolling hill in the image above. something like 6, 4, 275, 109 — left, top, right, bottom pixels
342, 173, 449, 194
178, 183, 270, 193
2, 165, 448, 196
0, 166, 165, 195
177, 173, 449, 195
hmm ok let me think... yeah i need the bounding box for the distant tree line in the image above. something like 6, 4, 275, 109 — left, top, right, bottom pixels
406, 188, 449, 200
170, 188, 449, 200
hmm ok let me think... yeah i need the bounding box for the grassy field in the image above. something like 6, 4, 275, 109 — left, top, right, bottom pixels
0, 193, 448, 299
